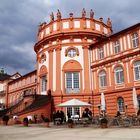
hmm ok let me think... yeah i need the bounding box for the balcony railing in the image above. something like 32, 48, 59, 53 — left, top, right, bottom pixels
66, 88, 80, 93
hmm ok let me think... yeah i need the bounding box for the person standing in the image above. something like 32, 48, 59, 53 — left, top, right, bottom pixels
34, 113, 38, 123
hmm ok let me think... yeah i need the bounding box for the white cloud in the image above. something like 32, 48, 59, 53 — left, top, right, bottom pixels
0, 0, 140, 74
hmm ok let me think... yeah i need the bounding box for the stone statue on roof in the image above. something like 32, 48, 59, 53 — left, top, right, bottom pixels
82, 8, 86, 19
107, 17, 112, 28
57, 9, 61, 20
90, 9, 94, 19
50, 12, 54, 22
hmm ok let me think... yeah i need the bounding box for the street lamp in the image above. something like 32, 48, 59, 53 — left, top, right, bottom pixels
98, 104, 101, 116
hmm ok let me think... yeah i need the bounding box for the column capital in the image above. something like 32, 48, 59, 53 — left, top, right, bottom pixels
48, 48, 54, 53
82, 45, 89, 49
55, 45, 61, 51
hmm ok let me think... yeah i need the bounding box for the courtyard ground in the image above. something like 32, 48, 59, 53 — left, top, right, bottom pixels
0, 123, 140, 140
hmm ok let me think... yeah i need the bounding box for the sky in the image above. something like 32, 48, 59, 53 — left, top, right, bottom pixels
0, 0, 140, 75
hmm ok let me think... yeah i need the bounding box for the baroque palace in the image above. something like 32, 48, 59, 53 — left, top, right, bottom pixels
0, 9, 140, 121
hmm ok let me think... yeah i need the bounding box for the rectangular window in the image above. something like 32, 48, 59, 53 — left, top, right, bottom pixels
132, 33, 139, 48
67, 107, 80, 117
118, 98, 125, 112
100, 75, 106, 87
41, 76, 47, 92
114, 40, 120, 54
116, 71, 124, 84
65, 72, 80, 93
98, 47, 104, 59
134, 67, 140, 80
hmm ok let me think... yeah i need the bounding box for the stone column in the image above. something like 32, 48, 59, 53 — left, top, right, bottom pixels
48, 48, 53, 90
83, 45, 91, 93
55, 45, 61, 93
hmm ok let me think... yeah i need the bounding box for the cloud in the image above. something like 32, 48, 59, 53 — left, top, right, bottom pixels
0, 0, 140, 75
0, 42, 36, 74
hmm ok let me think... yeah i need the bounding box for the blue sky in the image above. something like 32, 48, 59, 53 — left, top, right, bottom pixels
0, 0, 140, 75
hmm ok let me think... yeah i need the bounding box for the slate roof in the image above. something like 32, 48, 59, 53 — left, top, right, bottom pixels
0, 73, 11, 81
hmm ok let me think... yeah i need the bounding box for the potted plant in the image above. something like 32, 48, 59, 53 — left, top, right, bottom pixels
23, 117, 29, 127
44, 117, 50, 127
13, 115, 20, 124
67, 119, 73, 128
100, 118, 108, 128
2, 115, 9, 125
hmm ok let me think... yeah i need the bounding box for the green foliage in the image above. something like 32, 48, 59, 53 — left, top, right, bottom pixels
23, 117, 28, 123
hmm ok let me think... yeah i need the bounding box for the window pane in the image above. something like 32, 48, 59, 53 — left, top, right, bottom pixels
134, 61, 140, 80
67, 107, 72, 117
115, 67, 124, 84
120, 71, 124, 83
73, 72, 79, 88
66, 73, 72, 88
41, 76, 46, 92
99, 71, 106, 87
118, 97, 124, 112
132, 33, 139, 48
114, 40, 120, 54
66, 72, 80, 93
74, 107, 80, 116
68, 49, 76, 57
98, 47, 104, 59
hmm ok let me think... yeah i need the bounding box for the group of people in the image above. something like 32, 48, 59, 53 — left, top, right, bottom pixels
52, 110, 65, 124
82, 108, 92, 120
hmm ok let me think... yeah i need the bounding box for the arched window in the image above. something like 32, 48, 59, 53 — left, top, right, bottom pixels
133, 61, 140, 81
132, 32, 139, 48
41, 75, 47, 92
118, 97, 125, 112
99, 70, 106, 87
67, 48, 76, 57
115, 67, 124, 84
63, 60, 81, 94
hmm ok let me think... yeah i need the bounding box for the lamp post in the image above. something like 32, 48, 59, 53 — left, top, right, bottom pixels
125, 104, 128, 116
98, 104, 101, 116
88, 97, 91, 104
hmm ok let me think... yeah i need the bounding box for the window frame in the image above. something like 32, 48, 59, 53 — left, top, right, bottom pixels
41, 75, 47, 92
117, 97, 125, 112
133, 61, 140, 81
99, 71, 107, 88
98, 47, 104, 60
132, 32, 139, 48
67, 48, 77, 57
67, 107, 80, 117
115, 67, 124, 84
65, 72, 80, 93
114, 40, 120, 54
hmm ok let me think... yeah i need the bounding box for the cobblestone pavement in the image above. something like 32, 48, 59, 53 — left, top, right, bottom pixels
0, 124, 140, 140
